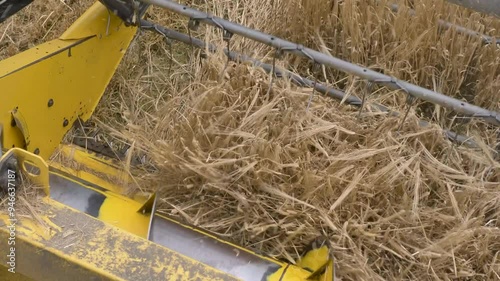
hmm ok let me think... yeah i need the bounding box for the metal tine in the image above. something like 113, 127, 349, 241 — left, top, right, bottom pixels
443, 113, 472, 164
168, 39, 173, 77
368, 77, 418, 132
156, 25, 174, 76
186, 18, 201, 71
140, 21, 175, 77
188, 18, 200, 31
126, 0, 140, 26
306, 62, 320, 112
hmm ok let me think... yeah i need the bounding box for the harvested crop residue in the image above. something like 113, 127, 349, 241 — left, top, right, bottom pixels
2, 0, 499, 280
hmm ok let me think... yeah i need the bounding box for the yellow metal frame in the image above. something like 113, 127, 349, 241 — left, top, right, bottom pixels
0, 2, 136, 160
0, 197, 240, 281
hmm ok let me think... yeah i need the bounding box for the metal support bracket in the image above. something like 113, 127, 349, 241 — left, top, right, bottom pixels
0, 148, 50, 196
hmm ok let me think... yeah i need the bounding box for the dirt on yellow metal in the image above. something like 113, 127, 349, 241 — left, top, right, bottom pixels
0, 1, 137, 160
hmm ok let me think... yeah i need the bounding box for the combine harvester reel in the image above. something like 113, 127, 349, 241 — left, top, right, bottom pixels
0, 0, 498, 280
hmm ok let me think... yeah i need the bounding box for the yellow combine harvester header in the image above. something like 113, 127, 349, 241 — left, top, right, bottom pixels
1, 0, 498, 280
0, 1, 334, 280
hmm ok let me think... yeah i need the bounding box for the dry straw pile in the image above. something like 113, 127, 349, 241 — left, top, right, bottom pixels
2, 0, 500, 280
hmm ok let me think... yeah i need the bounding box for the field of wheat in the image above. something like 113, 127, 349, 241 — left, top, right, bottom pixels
1, 0, 499, 280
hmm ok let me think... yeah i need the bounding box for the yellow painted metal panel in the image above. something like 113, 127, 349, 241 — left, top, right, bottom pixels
0, 2, 136, 160
1, 148, 49, 196
51, 144, 141, 196
0, 146, 325, 280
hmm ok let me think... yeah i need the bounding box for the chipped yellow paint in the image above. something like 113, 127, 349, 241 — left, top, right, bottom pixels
296, 246, 330, 272
321, 260, 335, 281
0, 230, 129, 281
0, 198, 240, 280
1, 148, 150, 240
41, 213, 63, 233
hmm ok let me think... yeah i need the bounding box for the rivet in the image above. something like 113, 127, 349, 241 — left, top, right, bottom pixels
48, 99, 54, 107
63, 119, 69, 127
34, 148, 40, 155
